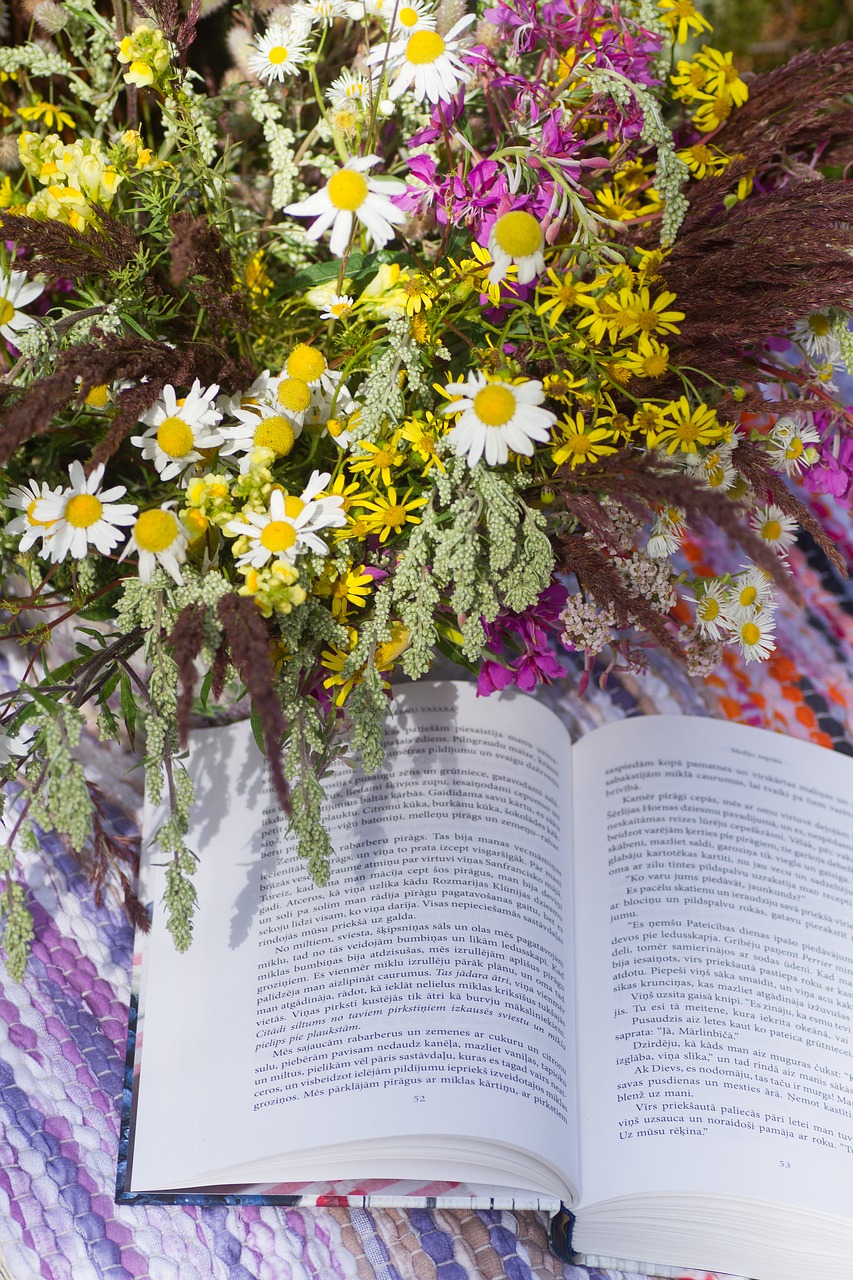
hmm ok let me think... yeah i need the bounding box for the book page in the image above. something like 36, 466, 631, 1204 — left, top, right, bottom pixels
128, 682, 577, 1196
572, 715, 853, 1219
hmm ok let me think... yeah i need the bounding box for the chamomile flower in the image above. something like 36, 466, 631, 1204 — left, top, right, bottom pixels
4, 479, 64, 552
368, 13, 475, 105
228, 473, 345, 566
219, 403, 301, 470
390, 0, 436, 35
693, 580, 729, 641
487, 210, 546, 286
729, 609, 776, 663
766, 416, 821, 476
327, 69, 372, 109
441, 373, 556, 467
283, 343, 338, 395
725, 567, 773, 621
0, 268, 44, 344
284, 156, 407, 257
32, 462, 137, 562
319, 292, 355, 321
119, 506, 190, 585
131, 381, 224, 482
750, 504, 799, 555
247, 20, 312, 82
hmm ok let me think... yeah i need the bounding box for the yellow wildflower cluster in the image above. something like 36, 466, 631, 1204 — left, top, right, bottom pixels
237, 562, 306, 618
671, 45, 749, 135
593, 160, 662, 225
116, 23, 172, 90
17, 133, 123, 230
321, 621, 410, 705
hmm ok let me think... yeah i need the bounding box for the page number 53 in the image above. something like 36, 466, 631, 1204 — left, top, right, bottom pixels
779, 1160, 791, 1168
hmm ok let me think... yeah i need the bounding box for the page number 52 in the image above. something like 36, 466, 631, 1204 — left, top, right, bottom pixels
413, 1095, 426, 1103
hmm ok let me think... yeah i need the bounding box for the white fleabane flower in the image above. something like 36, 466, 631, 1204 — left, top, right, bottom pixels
247, 20, 312, 81
219, 403, 301, 471
294, 469, 348, 535
327, 69, 371, 109
0, 269, 44, 344
284, 156, 406, 256
693, 580, 728, 642
319, 292, 355, 321
367, 13, 474, 104
131, 381, 223, 482
119, 506, 190, 584
487, 210, 546, 285
391, 0, 436, 35
441, 374, 556, 467
293, 0, 348, 25
750, 504, 799, 555
766, 415, 820, 476
791, 311, 838, 361
728, 608, 776, 663
724, 566, 773, 622
32, 462, 137, 562
347, 0, 392, 20
5, 479, 64, 552
283, 343, 339, 395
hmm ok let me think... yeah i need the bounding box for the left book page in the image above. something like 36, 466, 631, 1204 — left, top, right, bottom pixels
123, 681, 578, 1205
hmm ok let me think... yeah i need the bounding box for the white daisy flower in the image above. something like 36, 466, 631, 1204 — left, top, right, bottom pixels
766, 416, 820, 476
226, 473, 344, 567
247, 20, 312, 82
32, 462, 137, 562
684, 444, 737, 492
5, 479, 64, 552
723, 566, 773, 622
293, 0, 348, 23
319, 292, 355, 321
131, 381, 224, 482
347, 0, 392, 20
791, 311, 838, 360
119, 506, 190, 585
284, 156, 407, 256
487, 210, 546, 285
219, 369, 275, 419
294, 469, 348, 534
0, 269, 44, 345
219, 403, 301, 471
728, 608, 776, 663
750, 504, 799, 556
693, 580, 728, 642
646, 505, 686, 558
269, 375, 313, 428
327, 70, 372, 109
391, 0, 436, 35
282, 343, 340, 395
441, 373, 556, 467
367, 13, 475, 104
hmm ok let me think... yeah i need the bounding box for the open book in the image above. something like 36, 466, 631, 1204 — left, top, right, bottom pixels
119, 682, 853, 1280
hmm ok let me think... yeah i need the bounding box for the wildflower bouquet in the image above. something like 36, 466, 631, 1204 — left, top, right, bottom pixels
1, 0, 852, 973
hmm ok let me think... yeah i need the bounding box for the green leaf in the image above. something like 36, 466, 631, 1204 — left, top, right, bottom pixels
120, 671, 137, 751
99, 669, 120, 702
279, 249, 413, 298
198, 670, 214, 712
250, 701, 266, 756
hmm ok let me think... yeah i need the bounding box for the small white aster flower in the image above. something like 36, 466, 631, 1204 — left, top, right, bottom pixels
119, 506, 190, 585
693, 580, 728, 642
219, 403, 301, 471
750, 504, 799, 556
319, 292, 355, 321
284, 156, 407, 256
728, 608, 776, 663
766, 416, 821, 477
684, 444, 737, 492
723, 566, 773, 622
247, 20, 312, 82
646, 505, 686, 558
441, 373, 556, 467
0, 269, 44, 344
131, 381, 224, 482
487, 210, 545, 285
327, 70, 371, 109
347, 0, 392, 19
293, 0, 348, 23
791, 311, 838, 360
390, 0, 436, 35
5, 479, 64, 552
367, 13, 475, 105
32, 462, 137, 562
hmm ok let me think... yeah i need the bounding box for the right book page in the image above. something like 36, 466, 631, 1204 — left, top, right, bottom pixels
570, 714, 853, 1218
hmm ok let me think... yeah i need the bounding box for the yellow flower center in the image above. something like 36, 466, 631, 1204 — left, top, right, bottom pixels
738, 585, 758, 607
558, 283, 579, 304
699, 597, 720, 622
65, 493, 103, 529
326, 169, 368, 211
327, 417, 344, 438
785, 437, 804, 459
283, 495, 305, 518
741, 621, 761, 646
688, 64, 708, 88
26, 498, 54, 528
372, 446, 396, 466
673, 419, 700, 441
268, 45, 289, 64
254, 416, 295, 457
641, 351, 668, 378
808, 314, 831, 336
260, 521, 297, 552
634, 409, 660, 433
670, 0, 696, 17
689, 144, 713, 164
567, 433, 593, 455
277, 378, 312, 412
710, 95, 732, 121
636, 308, 662, 333
85, 384, 110, 408
0, 299, 15, 327
492, 210, 542, 258
157, 416, 194, 458
330, 301, 351, 317
286, 344, 327, 382
405, 29, 445, 64
472, 384, 516, 427
762, 519, 782, 542
399, 5, 419, 23
135, 509, 179, 552
382, 504, 408, 529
